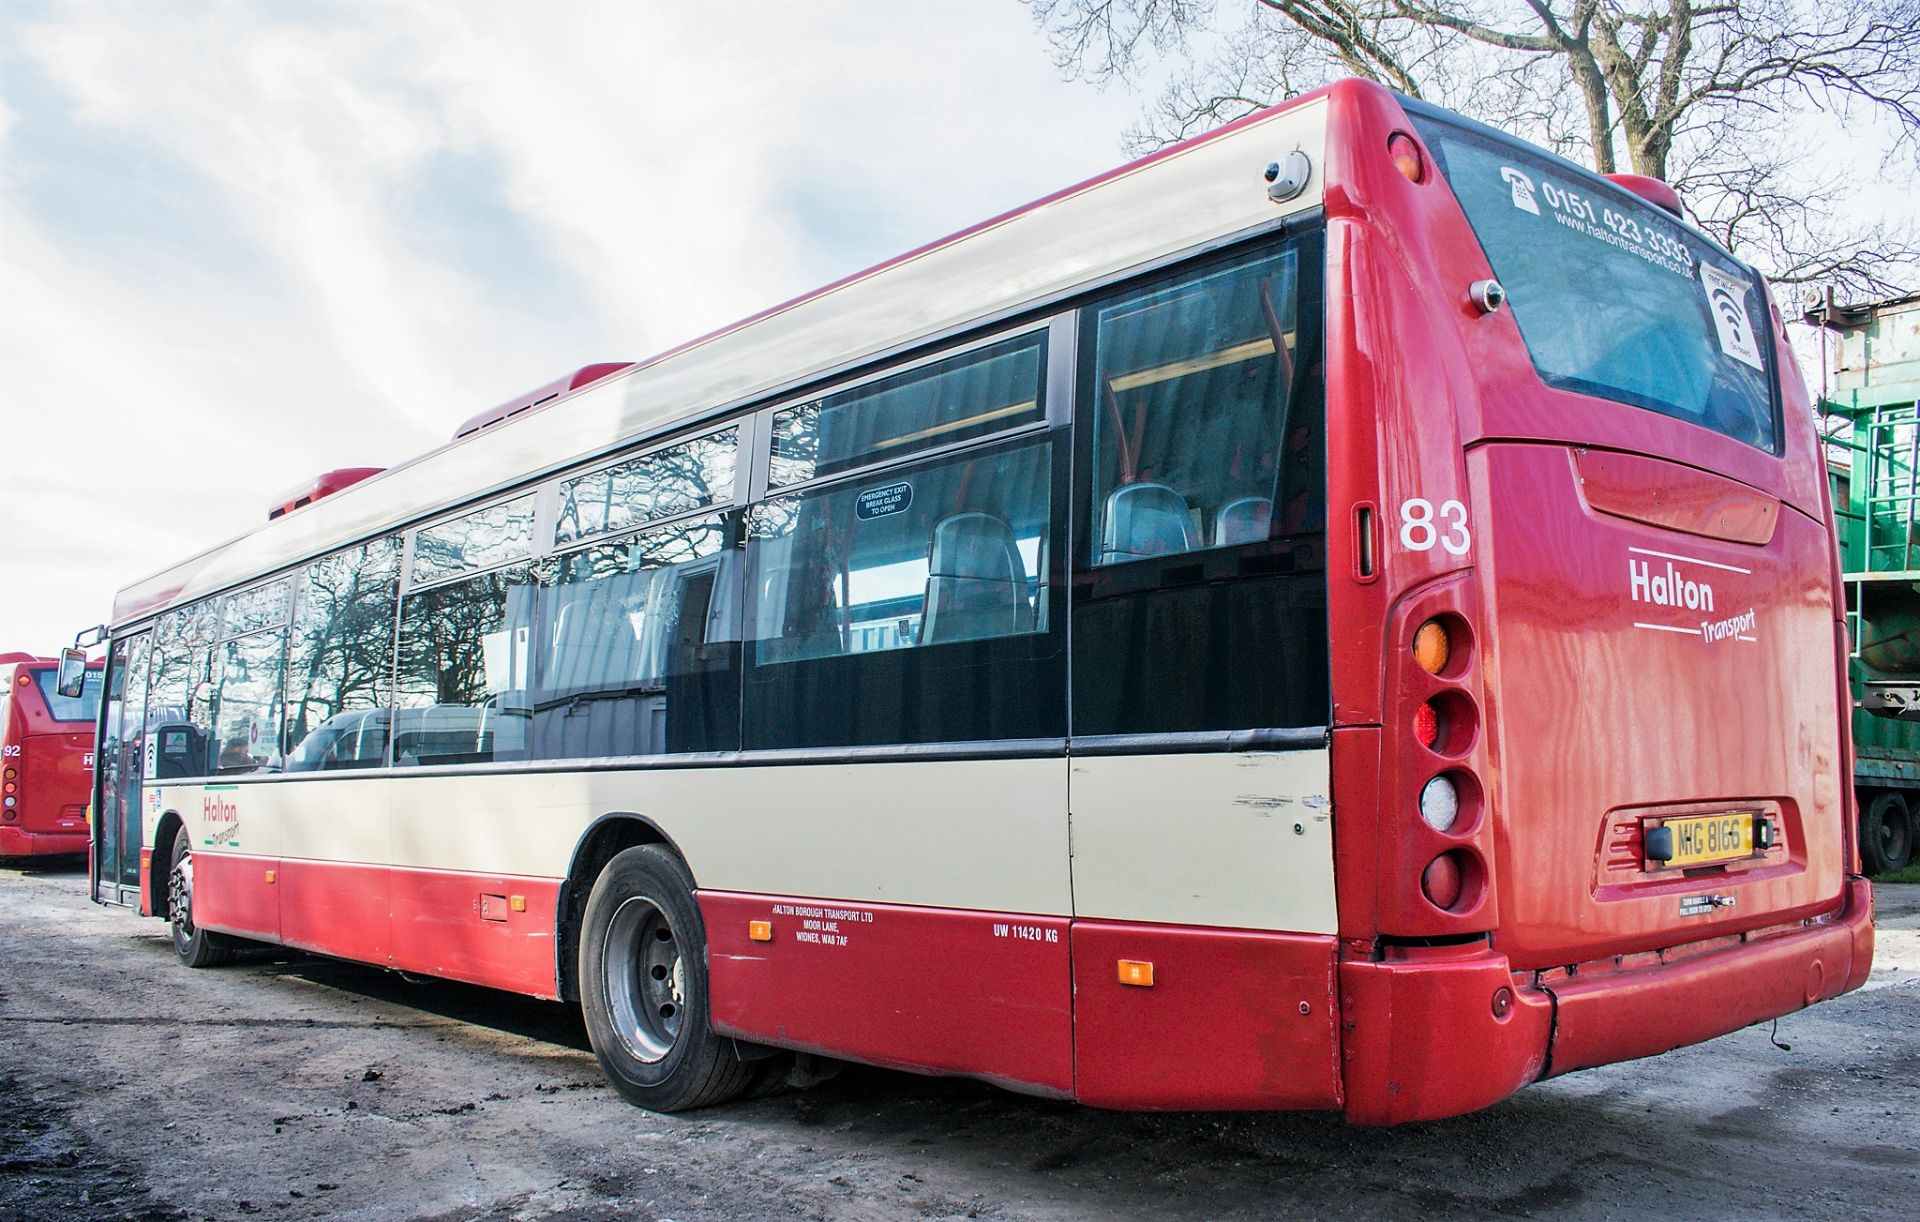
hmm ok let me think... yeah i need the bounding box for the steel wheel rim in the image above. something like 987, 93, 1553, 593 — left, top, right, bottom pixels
169, 846, 195, 945
601, 894, 684, 1063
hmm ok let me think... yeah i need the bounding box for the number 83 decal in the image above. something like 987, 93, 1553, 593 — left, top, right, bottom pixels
1398, 498, 1471, 556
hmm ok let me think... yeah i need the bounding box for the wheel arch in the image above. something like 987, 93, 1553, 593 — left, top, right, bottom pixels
555, 813, 694, 1003
149, 809, 186, 919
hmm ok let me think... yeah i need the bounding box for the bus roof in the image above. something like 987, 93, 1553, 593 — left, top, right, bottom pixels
110, 83, 1342, 627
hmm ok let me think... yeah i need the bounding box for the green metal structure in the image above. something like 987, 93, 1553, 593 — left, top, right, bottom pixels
1814, 291, 1920, 872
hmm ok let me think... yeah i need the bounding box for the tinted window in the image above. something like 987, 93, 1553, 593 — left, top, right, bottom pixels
148, 601, 218, 777
413, 493, 537, 584
1073, 236, 1330, 736
211, 632, 286, 773
1411, 112, 1777, 451
531, 512, 741, 758
285, 538, 401, 771
33, 668, 103, 723
555, 428, 738, 546
746, 434, 1064, 748
394, 564, 539, 765
770, 333, 1045, 487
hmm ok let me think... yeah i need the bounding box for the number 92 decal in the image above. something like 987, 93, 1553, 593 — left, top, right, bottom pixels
1398, 498, 1471, 556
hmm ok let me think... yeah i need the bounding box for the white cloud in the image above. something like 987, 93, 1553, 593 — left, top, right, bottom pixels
0, 1, 1137, 652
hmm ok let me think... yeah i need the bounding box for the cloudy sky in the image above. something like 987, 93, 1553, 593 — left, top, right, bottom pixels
0, 1, 1140, 652
0, 3, 1907, 655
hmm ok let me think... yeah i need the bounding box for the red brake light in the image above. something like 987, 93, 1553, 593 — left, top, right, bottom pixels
1387, 132, 1425, 183
1413, 700, 1439, 749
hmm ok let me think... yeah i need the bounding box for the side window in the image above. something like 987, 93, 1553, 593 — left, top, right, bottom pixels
531, 512, 741, 759
210, 577, 291, 774
1073, 235, 1330, 736
284, 538, 401, 772
555, 427, 738, 546
413, 493, 537, 584
393, 565, 540, 766
769, 333, 1045, 487
147, 601, 218, 778
745, 431, 1064, 750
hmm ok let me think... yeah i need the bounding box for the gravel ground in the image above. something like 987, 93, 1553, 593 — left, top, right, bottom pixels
0, 859, 1914, 1221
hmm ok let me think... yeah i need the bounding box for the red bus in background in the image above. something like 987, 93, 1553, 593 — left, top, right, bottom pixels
1, 652, 103, 857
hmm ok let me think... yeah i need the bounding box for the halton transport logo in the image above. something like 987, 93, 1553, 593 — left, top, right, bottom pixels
1627, 547, 1758, 645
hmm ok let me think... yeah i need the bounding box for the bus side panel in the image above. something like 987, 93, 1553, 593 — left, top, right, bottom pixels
1071, 922, 1341, 1111
703, 892, 1074, 1098
389, 865, 562, 999
191, 850, 282, 943
278, 857, 390, 967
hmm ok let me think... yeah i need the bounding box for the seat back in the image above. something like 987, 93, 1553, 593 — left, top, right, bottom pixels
1100, 482, 1198, 563
921, 512, 1029, 645
1213, 496, 1273, 547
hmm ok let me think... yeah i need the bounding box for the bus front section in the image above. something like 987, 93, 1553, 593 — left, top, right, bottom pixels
1315, 82, 1872, 1123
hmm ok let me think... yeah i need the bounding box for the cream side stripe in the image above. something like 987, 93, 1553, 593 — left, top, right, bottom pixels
159, 749, 1338, 932
1070, 749, 1337, 934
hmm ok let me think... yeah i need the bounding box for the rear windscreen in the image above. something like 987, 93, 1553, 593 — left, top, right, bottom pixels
34, 668, 103, 723
1410, 112, 1778, 452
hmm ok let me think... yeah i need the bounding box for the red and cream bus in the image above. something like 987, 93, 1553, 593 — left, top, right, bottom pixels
91, 79, 1870, 1123
1, 652, 102, 857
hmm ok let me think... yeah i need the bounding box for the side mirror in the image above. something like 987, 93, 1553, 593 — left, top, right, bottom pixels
55, 647, 88, 699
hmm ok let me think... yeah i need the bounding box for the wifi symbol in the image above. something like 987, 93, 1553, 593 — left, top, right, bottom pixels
1709, 287, 1746, 341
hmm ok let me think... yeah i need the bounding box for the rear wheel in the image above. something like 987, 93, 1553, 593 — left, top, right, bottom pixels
578, 845, 753, 1111
1860, 791, 1914, 874
167, 834, 236, 968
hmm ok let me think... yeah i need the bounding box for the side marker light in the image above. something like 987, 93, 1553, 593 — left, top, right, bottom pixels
509, 895, 526, 912
1387, 131, 1426, 183
1117, 959, 1155, 987
748, 920, 773, 943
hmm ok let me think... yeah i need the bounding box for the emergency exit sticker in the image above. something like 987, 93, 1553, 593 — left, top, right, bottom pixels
1699, 263, 1764, 371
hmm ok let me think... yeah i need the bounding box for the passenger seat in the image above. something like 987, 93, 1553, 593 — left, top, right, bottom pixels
920, 512, 1030, 644
1099, 482, 1199, 564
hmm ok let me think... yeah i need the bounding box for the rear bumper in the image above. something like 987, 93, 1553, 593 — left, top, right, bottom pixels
1340, 877, 1874, 1124
0, 824, 89, 856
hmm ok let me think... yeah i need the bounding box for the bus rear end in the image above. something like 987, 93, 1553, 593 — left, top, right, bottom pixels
0, 656, 102, 857
1318, 83, 1871, 1122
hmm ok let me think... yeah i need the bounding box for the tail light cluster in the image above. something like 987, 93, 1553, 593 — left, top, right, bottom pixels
3, 765, 17, 820
1380, 585, 1499, 936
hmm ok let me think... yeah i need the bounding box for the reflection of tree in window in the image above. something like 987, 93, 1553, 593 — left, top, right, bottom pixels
554, 429, 737, 546
284, 538, 400, 766
412, 495, 536, 583
397, 567, 537, 709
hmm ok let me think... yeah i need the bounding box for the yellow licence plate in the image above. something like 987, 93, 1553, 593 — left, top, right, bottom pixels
1659, 811, 1755, 868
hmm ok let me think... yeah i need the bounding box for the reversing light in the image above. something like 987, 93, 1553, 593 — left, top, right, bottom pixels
1413, 619, 1450, 675
1414, 701, 1440, 749
1419, 774, 1459, 831
1387, 131, 1425, 183
3, 796, 14, 809
1422, 853, 1464, 909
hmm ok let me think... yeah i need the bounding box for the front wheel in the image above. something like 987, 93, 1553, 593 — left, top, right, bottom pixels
167, 834, 236, 968
578, 845, 753, 1111
1860, 791, 1914, 875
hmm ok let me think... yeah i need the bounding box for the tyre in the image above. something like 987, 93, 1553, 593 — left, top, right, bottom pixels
166, 833, 236, 968
578, 845, 753, 1111
1860, 790, 1914, 874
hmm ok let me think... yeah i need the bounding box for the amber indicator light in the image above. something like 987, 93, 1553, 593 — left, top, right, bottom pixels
1413, 619, 1450, 675
1117, 959, 1155, 987
748, 920, 774, 943
1388, 131, 1426, 183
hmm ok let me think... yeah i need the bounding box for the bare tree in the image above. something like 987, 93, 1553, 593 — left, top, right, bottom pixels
1028, 0, 1920, 298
